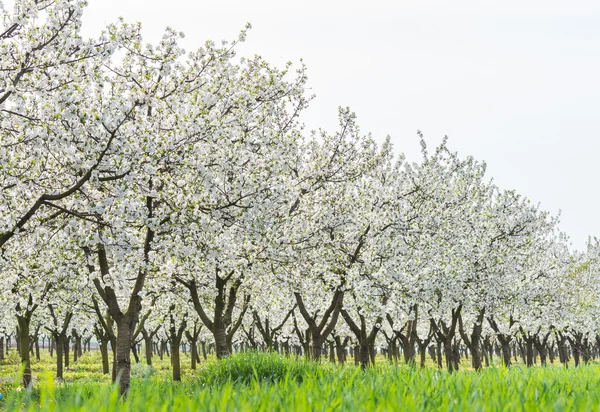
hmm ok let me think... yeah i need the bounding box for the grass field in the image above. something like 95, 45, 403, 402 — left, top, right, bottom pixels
1, 350, 600, 411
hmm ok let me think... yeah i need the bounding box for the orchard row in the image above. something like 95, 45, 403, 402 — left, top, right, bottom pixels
1, 0, 599, 395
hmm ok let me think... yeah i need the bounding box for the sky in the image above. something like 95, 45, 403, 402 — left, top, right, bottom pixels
78, 0, 600, 250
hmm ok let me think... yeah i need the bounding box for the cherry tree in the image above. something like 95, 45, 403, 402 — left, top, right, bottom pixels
0, 1, 138, 248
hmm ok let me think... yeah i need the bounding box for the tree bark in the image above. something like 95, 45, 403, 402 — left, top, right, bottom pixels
334, 335, 350, 364
143, 334, 153, 366
487, 316, 513, 367
17, 315, 32, 387
430, 305, 462, 373
56, 335, 64, 379
169, 307, 186, 381
115, 320, 133, 393
458, 310, 484, 371
100, 339, 110, 374
293, 290, 344, 361
64, 336, 70, 369
340, 304, 384, 370
186, 271, 250, 360
85, 228, 150, 396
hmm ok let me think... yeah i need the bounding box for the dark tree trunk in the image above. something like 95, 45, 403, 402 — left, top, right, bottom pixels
525, 337, 534, 366
47, 308, 74, 380
500, 338, 512, 367
334, 336, 350, 364
359, 343, 370, 367
190, 339, 198, 370
293, 291, 344, 361
386, 305, 419, 366
329, 341, 336, 363
185, 325, 202, 370
484, 337, 493, 364
169, 308, 186, 382
214, 322, 228, 359
487, 316, 514, 367
518, 326, 538, 368
413, 322, 435, 369
340, 302, 385, 370
171, 340, 181, 381
253, 307, 295, 352
419, 345, 427, 368
74, 331, 82, 362
64, 337, 70, 369
100, 340, 110, 375
187, 273, 250, 360
557, 333, 569, 367
17, 315, 32, 387
131, 343, 140, 364
55, 335, 64, 379
369, 343, 376, 365
443, 340, 454, 372
312, 334, 323, 360
483, 343, 490, 367
84, 196, 156, 396
115, 320, 134, 394
430, 305, 462, 373
143, 334, 153, 366
201, 341, 207, 360
34, 332, 40, 361
458, 310, 484, 371
435, 342, 443, 368
534, 332, 550, 367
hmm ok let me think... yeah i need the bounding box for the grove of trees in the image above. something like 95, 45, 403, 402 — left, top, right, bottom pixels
2, 0, 600, 396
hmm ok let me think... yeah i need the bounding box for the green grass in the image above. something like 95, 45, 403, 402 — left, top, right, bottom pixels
1, 351, 600, 411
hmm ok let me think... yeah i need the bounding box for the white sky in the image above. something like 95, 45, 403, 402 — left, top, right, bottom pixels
79, 0, 600, 250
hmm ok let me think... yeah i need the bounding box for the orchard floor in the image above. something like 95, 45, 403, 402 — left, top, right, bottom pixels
1, 351, 600, 411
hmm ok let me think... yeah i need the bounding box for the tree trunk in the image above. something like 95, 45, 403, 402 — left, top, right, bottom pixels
144, 335, 153, 366
214, 323, 229, 359
329, 342, 336, 363
190, 339, 198, 370
312, 334, 323, 360
201, 341, 207, 360
171, 340, 181, 381
483, 344, 490, 367
293, 291, 343, 362
443, 340, 455, 373
100, 340, 110, 375
169, 310, 186, 382
557, 334, 569, 367
17, 315, 32, 387
500, 338, 512, 367
334, 336, 348, 365
458, 310, 483, 371
64, 337, 70, 369
430, 307, 461, 373
436, 342, 443, 368
419, 345, 427, 368
115, 320, 133, 394
131, 343, 140, 364
55, 335, 64, 380
34, 335, 40, 361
